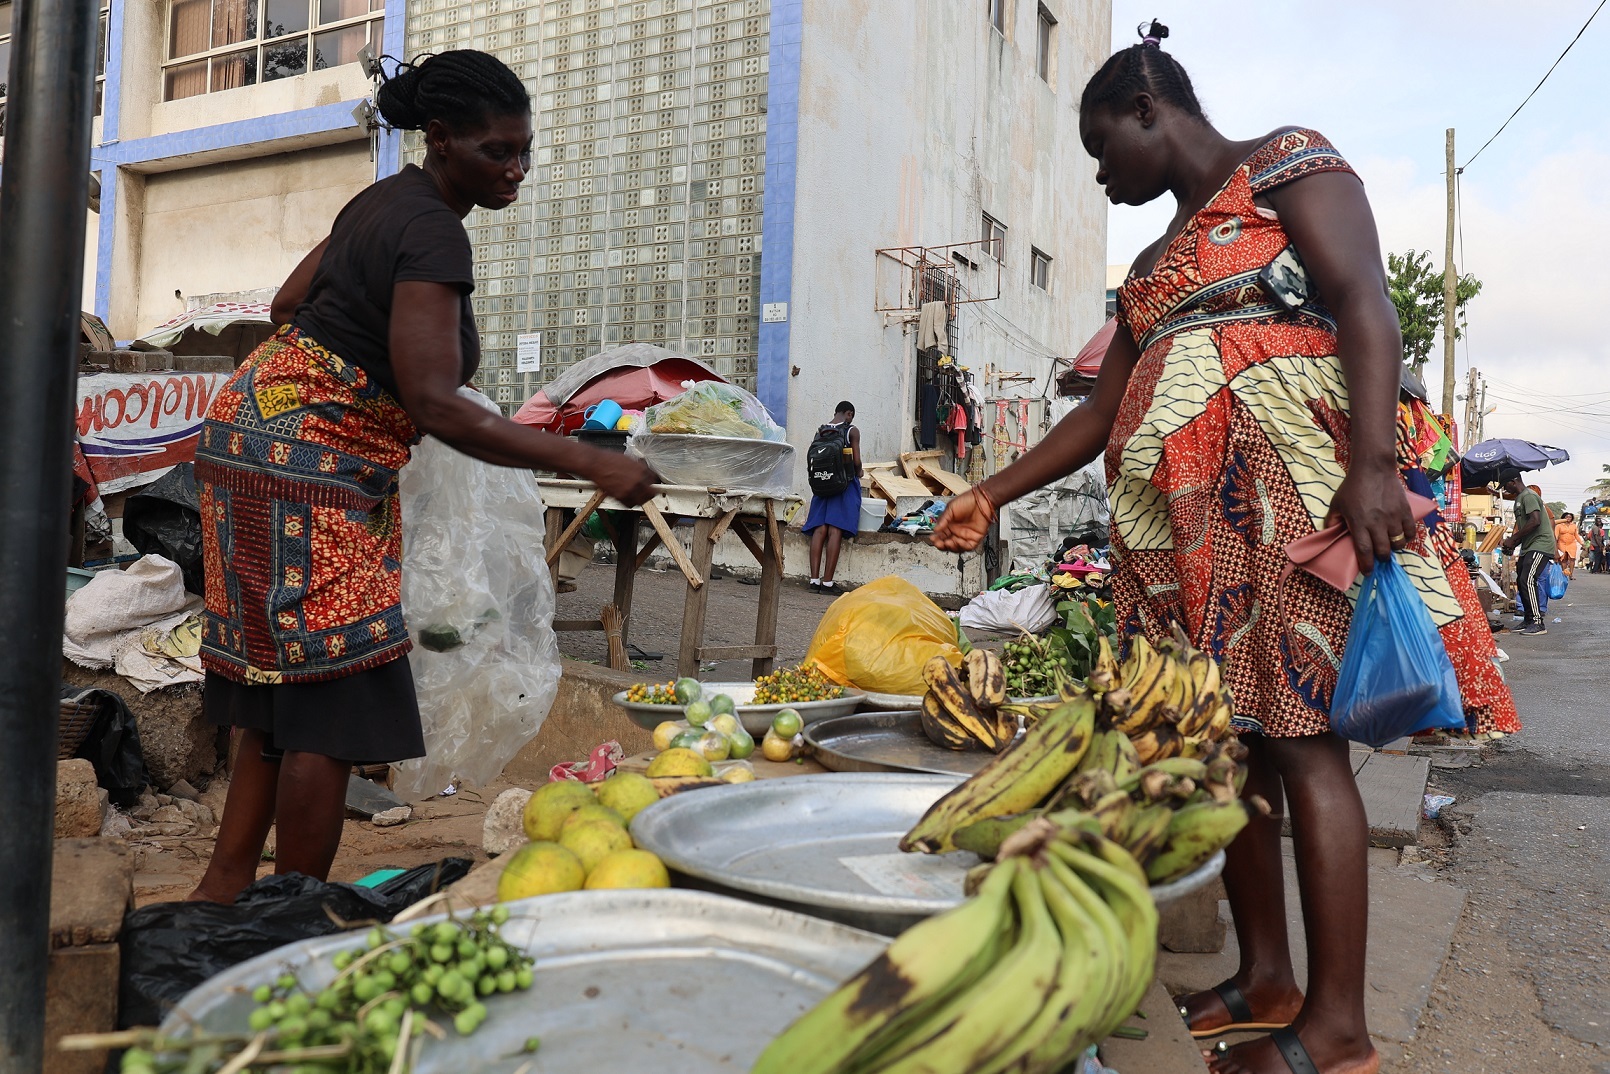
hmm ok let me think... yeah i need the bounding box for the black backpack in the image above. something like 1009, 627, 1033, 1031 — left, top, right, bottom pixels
807, 422, 853, 496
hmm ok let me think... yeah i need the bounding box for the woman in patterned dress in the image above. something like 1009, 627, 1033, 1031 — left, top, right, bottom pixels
935, 22, 1515, 1074
187, 52, 656, 905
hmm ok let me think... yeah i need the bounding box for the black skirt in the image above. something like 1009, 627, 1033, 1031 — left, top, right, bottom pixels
204, 658, 426, 765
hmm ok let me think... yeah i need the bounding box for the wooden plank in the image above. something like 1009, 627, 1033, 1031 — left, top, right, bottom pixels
732, 521, 766, 565
542, 507, 566, 559
1477, 523, 1507, 554
754, 509, 782, 678
608, 515, 638, 652
869, 471, 932, 501
913, 461, 971, 496
1355, 753, 1430, 848
552, 619, 605, 632
543, 490, 606, 567
897, 450, 944, 478
676, 516, 719, 677
642, 501, 703, 589
632, 530, 664, 570
708, 505, 742, 544
696, 644, 778, 662
766, 499, 784, 572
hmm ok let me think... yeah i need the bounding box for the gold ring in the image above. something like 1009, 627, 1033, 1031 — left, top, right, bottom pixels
1390, 533, 1406, 542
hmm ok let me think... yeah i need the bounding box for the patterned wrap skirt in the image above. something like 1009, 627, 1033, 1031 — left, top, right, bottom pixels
194, 327, 427, 761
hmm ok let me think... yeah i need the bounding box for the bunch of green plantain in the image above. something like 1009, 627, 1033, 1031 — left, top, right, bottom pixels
918, 650, 1022, 753
751, 826, 1158, 1074
953, 734, 1269, 885
1084, 626, 1237, 764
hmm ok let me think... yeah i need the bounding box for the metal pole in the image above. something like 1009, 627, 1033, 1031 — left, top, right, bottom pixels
1441, 128, 1458, 416
0, 0, 101, 1069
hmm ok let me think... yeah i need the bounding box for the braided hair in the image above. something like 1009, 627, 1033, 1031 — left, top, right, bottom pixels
376, 50, 530, 133
1079, 20, 1205, 121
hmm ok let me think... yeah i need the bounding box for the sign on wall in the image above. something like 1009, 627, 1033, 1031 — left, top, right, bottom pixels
75, 371, 228, 493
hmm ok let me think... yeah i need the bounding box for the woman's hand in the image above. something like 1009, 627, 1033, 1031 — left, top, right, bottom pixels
582, 450, 658, 507
1326, 460, 1418, 574
931, 488, 997, 552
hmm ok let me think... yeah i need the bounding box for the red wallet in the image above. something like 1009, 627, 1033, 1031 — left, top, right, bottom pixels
1284, 491, 1440, 592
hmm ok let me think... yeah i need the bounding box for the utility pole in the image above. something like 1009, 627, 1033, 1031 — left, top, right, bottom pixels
0, 0, 101, 1070
1464, 366, 1478, 447
1442, 128, 1458, 417
1477, 377, 1489, 443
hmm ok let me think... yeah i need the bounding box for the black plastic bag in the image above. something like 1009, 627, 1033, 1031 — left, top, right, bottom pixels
124, 463, 204, 595
119, 858, 473, 1027
63, 686, 149, 808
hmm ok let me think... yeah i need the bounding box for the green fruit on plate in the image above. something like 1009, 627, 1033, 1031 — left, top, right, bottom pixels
727, 727, 756, 759
709, 693, 736, 716
684, 700, 714, 727
673, 677, 703, 705
771, 708, 803, 738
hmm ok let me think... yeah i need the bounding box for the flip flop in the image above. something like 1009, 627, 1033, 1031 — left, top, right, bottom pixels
1178, 980, 1292, 1039
1210, 1027, 1320, 1074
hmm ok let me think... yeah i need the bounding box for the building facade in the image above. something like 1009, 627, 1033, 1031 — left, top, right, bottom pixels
80, 0, 1111, 487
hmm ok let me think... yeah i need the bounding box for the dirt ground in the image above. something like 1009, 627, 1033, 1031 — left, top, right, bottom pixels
129, 564, 845, 907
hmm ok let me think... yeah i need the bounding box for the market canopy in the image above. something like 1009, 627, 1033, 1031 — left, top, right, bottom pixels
134, 302, 276, 363
1460, 437, 1570, 488
1055, 317, 1118, 396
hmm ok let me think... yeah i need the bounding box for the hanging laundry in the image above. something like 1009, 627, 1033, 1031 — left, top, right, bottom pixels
916, 300, 949, 353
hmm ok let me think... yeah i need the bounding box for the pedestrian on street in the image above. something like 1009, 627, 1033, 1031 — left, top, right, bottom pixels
1590, 521, 1606, 573
802, 401, 862, 592
933, 21, 1517, 1074
1501, 469, 1555, 636
1554, 512, 1580, 580
186, 51, 655, 905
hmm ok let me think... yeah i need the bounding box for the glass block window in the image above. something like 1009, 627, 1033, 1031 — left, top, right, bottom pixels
406, 0, 768, 413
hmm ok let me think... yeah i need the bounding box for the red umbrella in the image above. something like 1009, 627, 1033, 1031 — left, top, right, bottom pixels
1073, 317, 1117, 377
511, 344, 726, 433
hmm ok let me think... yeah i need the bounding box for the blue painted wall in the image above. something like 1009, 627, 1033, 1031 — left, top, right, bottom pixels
757, 0, 802, 428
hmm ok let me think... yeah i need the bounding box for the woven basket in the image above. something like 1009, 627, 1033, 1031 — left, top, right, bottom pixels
58, 698, 101, 760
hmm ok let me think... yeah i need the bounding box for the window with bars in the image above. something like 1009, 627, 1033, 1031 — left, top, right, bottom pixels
1031, 247, 1051, 291
983, 213, 1006, 263
163, 0, 384, 101
0, 0, 111, 136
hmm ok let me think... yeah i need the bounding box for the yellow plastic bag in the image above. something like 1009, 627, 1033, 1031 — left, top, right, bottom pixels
804, 576, 962, 696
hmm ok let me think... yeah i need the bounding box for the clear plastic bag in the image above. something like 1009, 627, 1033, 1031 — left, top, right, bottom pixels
642, 381, 785, 441
1330, 555, 1465, 747
396, 389, 563, 800
627, 432, 794, 493
804, 576, 963, 696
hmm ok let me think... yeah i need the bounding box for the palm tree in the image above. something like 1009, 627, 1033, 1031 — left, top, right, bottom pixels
1587, 464, 1610, 500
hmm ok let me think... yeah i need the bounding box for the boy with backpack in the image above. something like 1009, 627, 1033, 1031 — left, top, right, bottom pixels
803, 401, 862, 591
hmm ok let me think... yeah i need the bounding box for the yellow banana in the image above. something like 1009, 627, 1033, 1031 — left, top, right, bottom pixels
1111, 656, 1173, 733
953, 811, 1039, 860
924, 656, 1001, 750
1174, 653, 1221, 736
902, 697, 1097, 854
965, 648, 1007, 710
1130, 725, 1183, 764
1119, 636, 1157, 689
1086, 635, 1122, 694
868, 863, 1062, 1074
751, 861, 1018, 1074
1144, 798, 1251, 884
1119, 756, 1209, 793
919, 692, 978, 752
1115, 801, 1175, 866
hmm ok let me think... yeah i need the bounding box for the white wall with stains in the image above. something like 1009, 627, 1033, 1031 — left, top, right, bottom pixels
781, 0, 1111, 477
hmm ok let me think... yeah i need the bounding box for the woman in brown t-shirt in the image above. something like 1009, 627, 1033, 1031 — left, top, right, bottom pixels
188, 51, 653, 904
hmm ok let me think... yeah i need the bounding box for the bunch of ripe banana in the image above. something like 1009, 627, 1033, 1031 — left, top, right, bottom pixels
751, 825, 1158, 1074
918, 650, 1021, 753
1085, 626, 1236, 764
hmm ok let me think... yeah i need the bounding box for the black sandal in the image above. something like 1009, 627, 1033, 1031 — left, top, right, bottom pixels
1178, 980, 1292, 1039
1210, 1027, 1320, 1074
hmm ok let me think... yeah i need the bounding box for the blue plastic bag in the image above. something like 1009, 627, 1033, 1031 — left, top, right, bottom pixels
1544, 560, 1567, 601
1330, 556, 1465, 747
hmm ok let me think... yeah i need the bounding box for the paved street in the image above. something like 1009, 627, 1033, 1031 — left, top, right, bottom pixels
1399, 572, 1610, 1073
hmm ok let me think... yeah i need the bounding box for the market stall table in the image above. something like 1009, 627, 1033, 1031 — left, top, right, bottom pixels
537, 478, 801, 677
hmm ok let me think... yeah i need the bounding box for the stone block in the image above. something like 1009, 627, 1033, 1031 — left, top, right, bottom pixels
169, 355, 233, 374
1157, 883, 1227, 954
483, 787, 533, 856
44, 944, 120, 1074
499, 658, 652, 786
61, 662, 220, 790
55, 759, 105, 839
51, 838, 133, 950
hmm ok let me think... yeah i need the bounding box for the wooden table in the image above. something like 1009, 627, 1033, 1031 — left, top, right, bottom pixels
538, 479, 802, 678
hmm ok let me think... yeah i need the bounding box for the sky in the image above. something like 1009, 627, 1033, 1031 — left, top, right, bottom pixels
1104, 0, 1610, 506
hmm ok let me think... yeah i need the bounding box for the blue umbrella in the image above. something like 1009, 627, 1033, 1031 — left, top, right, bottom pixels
1461, 438, 1570, 486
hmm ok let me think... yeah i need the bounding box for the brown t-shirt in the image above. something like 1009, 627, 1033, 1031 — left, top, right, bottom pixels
293, 164, 480, 399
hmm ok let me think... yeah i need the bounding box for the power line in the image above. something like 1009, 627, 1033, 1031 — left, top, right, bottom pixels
1460, 0, 1609, 171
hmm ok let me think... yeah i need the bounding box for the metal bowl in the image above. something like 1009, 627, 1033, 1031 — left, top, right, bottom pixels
613, 681, 865, 737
